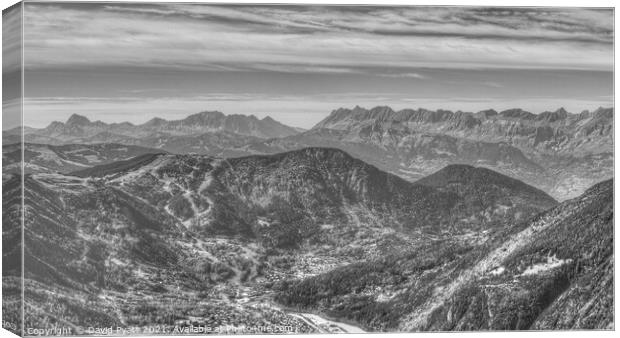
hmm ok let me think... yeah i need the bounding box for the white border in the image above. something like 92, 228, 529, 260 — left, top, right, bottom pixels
0, 1, 616, 338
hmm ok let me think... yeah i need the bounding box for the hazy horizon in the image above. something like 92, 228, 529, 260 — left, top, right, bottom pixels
5, 103, 616, 131
3, 3, 614, 130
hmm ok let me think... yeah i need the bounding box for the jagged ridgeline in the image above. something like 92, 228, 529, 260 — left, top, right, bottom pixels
264, 106, 613, 201
2, 145, 612, 332
5, 107, 612, 202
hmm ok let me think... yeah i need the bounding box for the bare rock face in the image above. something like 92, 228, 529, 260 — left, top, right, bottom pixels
314, 106, 612, 156
258, 106, 613, 201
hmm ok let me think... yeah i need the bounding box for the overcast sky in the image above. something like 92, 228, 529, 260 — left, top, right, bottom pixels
7, 3, 614, 129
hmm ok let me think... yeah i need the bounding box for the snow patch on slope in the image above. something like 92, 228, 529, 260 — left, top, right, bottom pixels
521, 255, 572, 276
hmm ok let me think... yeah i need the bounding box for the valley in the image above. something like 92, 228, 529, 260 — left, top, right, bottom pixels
2, 145, 612, 334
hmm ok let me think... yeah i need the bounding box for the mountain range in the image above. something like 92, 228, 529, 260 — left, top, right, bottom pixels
2, 147, 610, 333
4, 106, 612, 201
313, 106, 612, 156
255, 106, 613, 200
4, 110, 300, 144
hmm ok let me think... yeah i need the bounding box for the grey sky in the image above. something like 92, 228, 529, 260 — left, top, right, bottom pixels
10, 3, 615, 129
2, 4, 22, 130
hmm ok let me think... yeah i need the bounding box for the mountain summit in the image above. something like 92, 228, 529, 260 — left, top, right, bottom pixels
302, 105, 613, 200
29, 111, 300, 142
65, 113, 92, 126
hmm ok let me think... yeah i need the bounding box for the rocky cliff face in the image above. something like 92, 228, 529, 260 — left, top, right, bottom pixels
313, 106, 612, 156
257, 106, 613, 201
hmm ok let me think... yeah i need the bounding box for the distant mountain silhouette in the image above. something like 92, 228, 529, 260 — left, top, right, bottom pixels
16, 110, 300, 142
253, 105, 613, 200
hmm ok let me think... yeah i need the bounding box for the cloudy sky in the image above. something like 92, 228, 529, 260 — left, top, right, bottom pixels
7, 3, 614, 129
